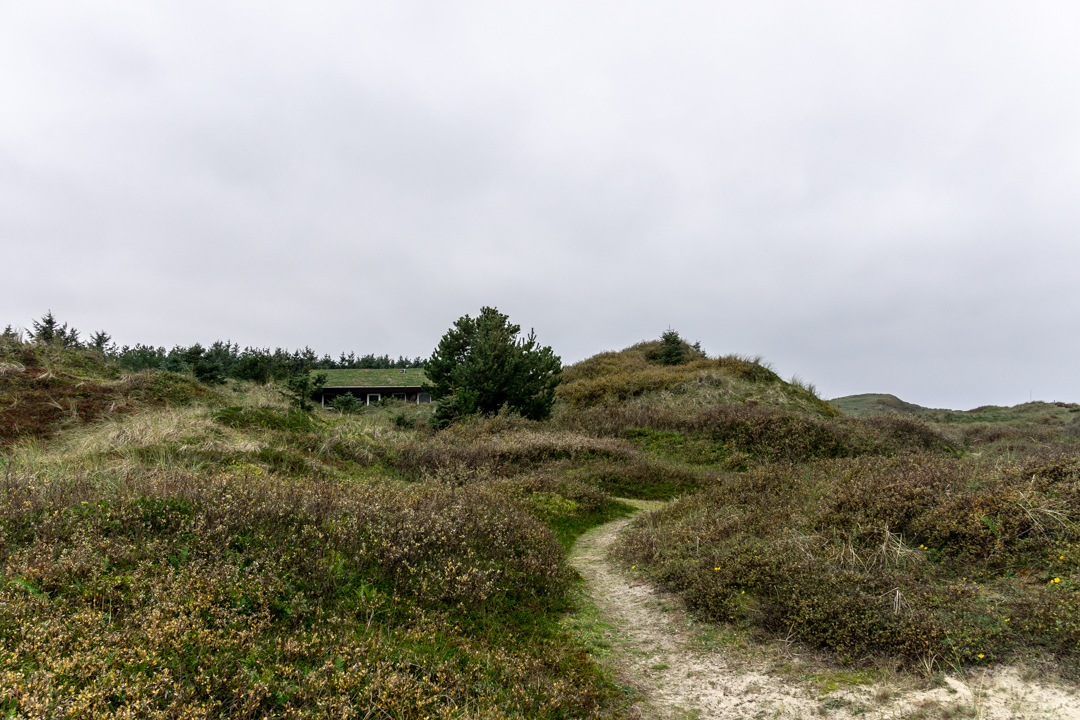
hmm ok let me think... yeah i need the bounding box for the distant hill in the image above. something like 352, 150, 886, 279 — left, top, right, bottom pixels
831, 393, 1080, 427
828, 393, 932, 417
558, 340, 838, 418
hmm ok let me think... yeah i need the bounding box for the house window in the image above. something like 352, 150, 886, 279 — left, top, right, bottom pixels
418, 393, 431, 404
366, 393, 381, 405
392, 393, 406, 400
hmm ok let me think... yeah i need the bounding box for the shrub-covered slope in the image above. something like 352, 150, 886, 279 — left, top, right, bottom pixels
555, 341, 954, 475
6, 332, 1079, 716
557, 340, 835, 417
832, 392, 1080, 429
616, 450, 1080, 668
0, 343, 212, 447
0, 343, 635, 719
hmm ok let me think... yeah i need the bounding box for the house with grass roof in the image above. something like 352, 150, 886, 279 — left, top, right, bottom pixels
314, 368, 431, 406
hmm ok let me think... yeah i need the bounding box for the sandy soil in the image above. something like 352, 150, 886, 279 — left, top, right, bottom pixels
570, 510, 1080, 720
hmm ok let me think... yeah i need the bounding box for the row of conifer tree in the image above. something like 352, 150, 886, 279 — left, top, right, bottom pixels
2, 311, 424, 386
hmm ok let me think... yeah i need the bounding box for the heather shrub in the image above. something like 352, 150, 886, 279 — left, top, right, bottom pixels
616, 452, 1080, 666
487, 473, 632, 547
954, 422, 1077, 449
562, 403, 950, 464
389, 425, 633, 479
0, 468, 608, 718
566, 456, 712, 500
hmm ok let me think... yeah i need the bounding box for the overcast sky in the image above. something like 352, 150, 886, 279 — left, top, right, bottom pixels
2, 2, 1078, 409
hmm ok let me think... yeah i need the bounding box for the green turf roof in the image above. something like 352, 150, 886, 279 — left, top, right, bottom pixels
315, 368, 428, 388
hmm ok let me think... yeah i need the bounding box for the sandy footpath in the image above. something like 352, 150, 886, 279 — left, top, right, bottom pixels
569, 510, 1080, 720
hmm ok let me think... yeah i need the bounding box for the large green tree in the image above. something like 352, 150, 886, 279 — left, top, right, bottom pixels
426, 307, 561, 425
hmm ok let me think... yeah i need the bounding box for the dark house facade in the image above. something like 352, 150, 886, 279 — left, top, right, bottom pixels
314, 368, 431, 406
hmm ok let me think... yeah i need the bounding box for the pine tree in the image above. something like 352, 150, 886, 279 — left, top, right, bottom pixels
658, 328, 687, 366
285, 371, 327, 411
31, 311, 81, 348
89, 330, 113, 354
425, 307, 561, 425
0, 325, 21, 344
31, 311, 60, 344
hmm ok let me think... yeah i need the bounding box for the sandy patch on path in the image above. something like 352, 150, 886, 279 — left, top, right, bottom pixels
570, 509, 1080, 720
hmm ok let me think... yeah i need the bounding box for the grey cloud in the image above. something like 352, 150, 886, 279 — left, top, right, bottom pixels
1, 2, 1078, 410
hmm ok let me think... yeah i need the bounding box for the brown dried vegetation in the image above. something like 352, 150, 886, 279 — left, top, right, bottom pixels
1, 344, 212, 447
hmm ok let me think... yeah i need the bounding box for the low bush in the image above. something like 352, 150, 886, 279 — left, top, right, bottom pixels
488, 473, 634, 547
565, 456, 712, 500
952, 422, 1079, 450
214, 405, 322, 433
562, 403, 951, 463
119, 369, 217, 406
0, 468, 617, 718
389, 424, 634, 480
615, 452, 1080, 667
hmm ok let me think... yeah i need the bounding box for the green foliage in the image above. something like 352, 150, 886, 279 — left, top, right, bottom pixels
655, 328, 687, 366
426, 307, 562, 424
30, 310, 81, 348
488, 474, 635, 549
564, 453, 713, 500
213, 405, 322, 433
1, 324, 21, 344
121, 370, 215, 406
430, 392, 465, 429
562, 403, 949, 463
284, 371, 327, 411
621, 427, 731, 466
111, 340, 423, 390
87, 330, 112, 354
328, 392, 361, 414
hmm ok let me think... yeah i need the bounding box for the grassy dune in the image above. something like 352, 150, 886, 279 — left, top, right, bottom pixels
832, 392, 1080, 428
3, 336, 1078, 717
2, 344, 634, 718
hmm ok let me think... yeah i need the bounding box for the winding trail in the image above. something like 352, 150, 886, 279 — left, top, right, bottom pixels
569, 503, 1080, 720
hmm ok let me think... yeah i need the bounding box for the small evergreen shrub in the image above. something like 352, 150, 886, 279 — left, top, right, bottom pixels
328, 392, 361, 414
